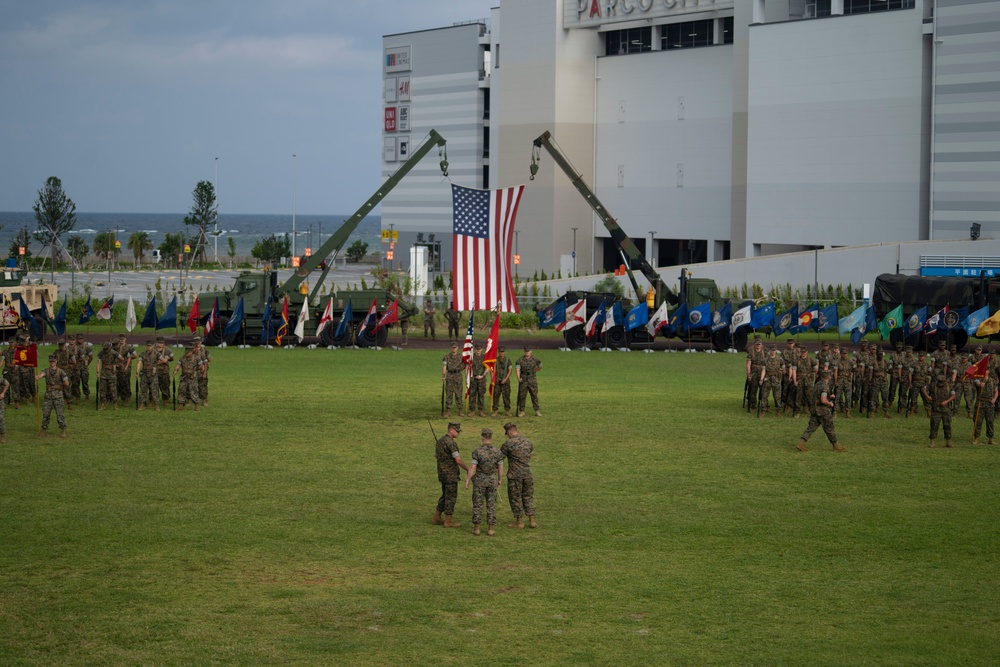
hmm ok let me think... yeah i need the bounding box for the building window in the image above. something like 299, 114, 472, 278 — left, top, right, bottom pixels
722, 17, 733, 45
662, 20, 714, 51
605, 27, 653, 56
845, 0, 914, 13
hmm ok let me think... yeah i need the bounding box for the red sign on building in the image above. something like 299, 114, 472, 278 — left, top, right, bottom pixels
384, 107, 397, 132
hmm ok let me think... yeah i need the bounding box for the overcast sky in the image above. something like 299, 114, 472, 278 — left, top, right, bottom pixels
0, 1, 496, 215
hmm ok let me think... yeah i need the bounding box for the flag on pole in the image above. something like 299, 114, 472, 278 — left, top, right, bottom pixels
79, 298, 96, 325
625, 302, 649, 332
710, 301, 732, 333
222, 297, 244, 337
39, 293, 52, 334
186, 298, 200, 333
797, 303, 818, 332
141, 296, 157, 328
773, 304, 798, 337
731, 304, 752, 333
205, 298, 220, 337
125, 296, 137, 332
462, 313, 475, 396
484, 312, 500, 396
558, 300, 586, 332
335, 300, 353, 340
602, 301, 620, 334
52, 300, 67, 336
156, 297, 177, 330
905, 306, 927, 336
96, 296, 114, 321
965, 355, 990, 379
316, 298, 334, 338
13, 343, 37, 367
751, 302, 775, 329
976, 309, 1000, 337
878, 303, 904, 340
585, 302, 606, 338
357, 298, 378, 340
276, 296, 290, 346
963, 305, 989, 337
294, 297, 310, 341
816, 303, 839, 332
261, 298, 274, 343
666, 302, 688, 336
18, 299, 38, 338
687, 302, 712, 330
839, 303, 867, 335
374, 300, 398, 334
925, 304, 949, 335
538, 300, 566, 329
451, 183, 523, 313
646, 301, 669, 337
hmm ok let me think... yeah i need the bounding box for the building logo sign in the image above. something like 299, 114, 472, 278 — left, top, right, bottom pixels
567, 0, 730, 28
384, 46, 411, 73
385, 107, 397, 132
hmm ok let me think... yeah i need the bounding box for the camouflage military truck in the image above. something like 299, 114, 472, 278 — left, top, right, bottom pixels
0, 264, 58, 341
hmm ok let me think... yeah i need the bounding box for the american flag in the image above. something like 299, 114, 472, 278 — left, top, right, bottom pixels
462, 313, 474, 398
451, 184, 523, 313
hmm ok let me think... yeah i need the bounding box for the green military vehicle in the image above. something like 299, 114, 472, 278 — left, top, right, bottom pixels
197, 130, 448, 346
0, 263, 58, 341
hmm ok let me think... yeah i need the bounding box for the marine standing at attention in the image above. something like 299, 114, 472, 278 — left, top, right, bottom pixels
491, 345, 513, 417
135, 339, 161, 411
500, 422, 537, 529
37, 355, 69, 438
442, 341, 465, 417
96, 342, 122, 410
465, 428, 503, 536
445, 306, 462, 341
423, 301, 437, 339
515, 346, 542, 417
432, 422, 468, 528
469, 343, 488, 417
923, 374, 956, 448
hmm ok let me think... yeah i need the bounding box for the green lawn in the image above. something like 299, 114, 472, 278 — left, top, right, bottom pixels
1, 347, 998, 665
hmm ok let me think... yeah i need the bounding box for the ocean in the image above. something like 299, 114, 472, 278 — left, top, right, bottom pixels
0, 211, 382, 260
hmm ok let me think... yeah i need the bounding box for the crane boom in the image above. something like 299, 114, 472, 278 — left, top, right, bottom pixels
531, 130, 677, 308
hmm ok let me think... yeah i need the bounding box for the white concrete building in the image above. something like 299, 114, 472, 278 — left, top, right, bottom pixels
382, 0, 1000, 281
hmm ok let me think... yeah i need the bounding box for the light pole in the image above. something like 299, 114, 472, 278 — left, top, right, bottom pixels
514, 230, 520, 279
648, 231, 656, 266
292, 154, 297, 259
571, 227, 578, 276
214, 157, 220, 263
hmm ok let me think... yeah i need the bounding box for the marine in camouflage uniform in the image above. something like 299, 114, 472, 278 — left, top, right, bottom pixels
423, 301, 437, 339
114, 334, 136, 406
172, 344, 203, 410
432, 422, 468, 528
54, 341, 75, 409
135, 340, 161, 411
796, 369, 844, 452
930, 340, 949, 375
491, 346, 513, 417
65, 337, 80, 403
468, 343, 488, 417
445, 307, 462, 341
96, 342, 122, 410
515, 347, 542, 417
76, 333, 93, 400
907, 350, 932, 417
501, 422, 537, 528
794, 348, 816, 418
923, 374, 956, 448
2, 340, 17, 407
780, 340, 797, 411
760, 346, 783, 416
465, 428, 504, 536
836, 349, 855, 418
37, 356, 69, 437
193, 337, 210, 406
868, 349, 892, 418
888, 342, 905, 412
15, 334, 35, 405
155, 337, 173, 403
442, 342, 465, 417
963, 345, 985, 417
815, 341, 832, 372
745, 339, 766, 410
971, 372, 998, 445
0, 375, 9, 442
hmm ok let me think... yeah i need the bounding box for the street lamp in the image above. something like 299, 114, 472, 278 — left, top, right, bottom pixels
648, 231, 656, 266
214, 157, 220, 263
514, 230, 520, 279
571, 227, 578, 276
292, 154, 297, 259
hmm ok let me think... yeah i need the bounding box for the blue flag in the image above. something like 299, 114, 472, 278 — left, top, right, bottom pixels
335, 300, 353, 339
156, 297, 177, 330
817, 303, 839, 332
625, 302, 649, 332
79, 298, 96, 325
905, 306, 927, 336
223, 297, 244, 337
751, 302, 775, 329
710, 301, 732, 333
19, 298, 39, 338
667, 302, 688, 336
40, 293, 54, 335
141, 296, 158, 328
538, 300, 566, 329
839, 303, 866, 334
608, 302, 624, 330
963, 305, 990, 336
51, 300, 67, 336
943, 305, 968, 331
773, 304, 798, 337
261, 297, 274, 343
687, 302, 712, 330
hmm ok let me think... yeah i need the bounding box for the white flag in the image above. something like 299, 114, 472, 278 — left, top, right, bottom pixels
315, 298, 334, 337
125, 296, 137, 332
294, 297, 310, 341
557, 300, 586, 332
602, 301, 617, 334
646, 301, 669, 337
731, 304, 752, 333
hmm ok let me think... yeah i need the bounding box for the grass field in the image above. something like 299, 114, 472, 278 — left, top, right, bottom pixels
1, 345, 998, 665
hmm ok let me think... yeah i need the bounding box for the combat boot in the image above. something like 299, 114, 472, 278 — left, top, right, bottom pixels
535, 410, 542, 417
138, 405, 145, 411
504, 410, 511, 417
883, 411, 891, 419
443, 515, 462, 528
528, 516, 538, 529
38, 430, 47, 438
0, 436, 5, 444
432, 510, 444, 525
444, 410, 450, 418
194, 404, 200, 412
59, 428, 66, 439
990, 438, 997, 445
928, 439, 936, 448
487, 525, 495, 536
154, 406, 160, 412
844, 410, 851, 419
517, 411, 525, 417
832, 443, 846, 452
472, 524, 480, 536
972, 437, 979, 446
508, 517, 524, 529
477, 410, 485, 417
490, 411, 497, 418
945, 440, 953, 448
795, 439, 808, 452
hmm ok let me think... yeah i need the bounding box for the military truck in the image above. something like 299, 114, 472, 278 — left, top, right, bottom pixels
872, 272, 996, 351
0, 264, 58, 341
530, 131, 727, 350
197, 130, 448, 346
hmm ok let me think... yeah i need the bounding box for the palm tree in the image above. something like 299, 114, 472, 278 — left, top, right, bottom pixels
128, 231, 153, 267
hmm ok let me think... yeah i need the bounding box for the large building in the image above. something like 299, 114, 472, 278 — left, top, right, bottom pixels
382, 0, 1000, 280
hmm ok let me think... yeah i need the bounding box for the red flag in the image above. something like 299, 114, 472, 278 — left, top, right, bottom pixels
483, 313, 500, 398
451, 184, 522, 314
357, 298, 378, 339
186, 298, 200, 333
13, 343, 37, 367
965, 355, 990, 379
204, 299, 220, 336
316, 298, 334, 337
276, 296, 290, 346
374, 300, 399, 333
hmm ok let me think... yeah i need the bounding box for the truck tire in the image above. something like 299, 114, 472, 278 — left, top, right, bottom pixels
888, 328, 906, 349
319, 323, 339, 346
564, 327, 586, 349
711, 328, 732, 352
357, 326, 388, 348
330, 320, 352, 346
731, 327, 749, 353
606, 326, 627, 348
28, 311, 45, 342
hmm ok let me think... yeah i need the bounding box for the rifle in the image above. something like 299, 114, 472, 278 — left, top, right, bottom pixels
743, 376, 750, 411
866, 371, 873, 418
172, 377, 177, 411
96, 375, 100, 410
135, 376, 139, 410
757, 371, 765, 417
428, 419, 439, 444
441, 379, 446, 417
